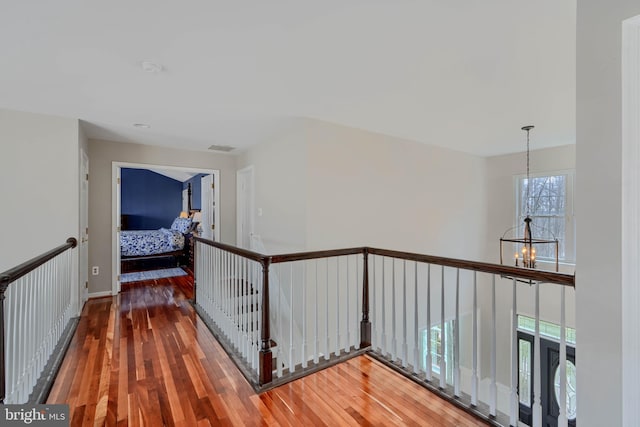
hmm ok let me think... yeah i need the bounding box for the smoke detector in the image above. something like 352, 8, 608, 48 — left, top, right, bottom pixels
140, 61, 163, 73
208, 144, 236, 152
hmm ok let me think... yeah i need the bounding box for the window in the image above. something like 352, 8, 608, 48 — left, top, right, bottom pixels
421, 320, 455, 385
516, 172, 575, 262
517, 315, 576, 345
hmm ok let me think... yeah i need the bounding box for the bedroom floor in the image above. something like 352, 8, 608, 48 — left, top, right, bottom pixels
120, 267, 194, 299
121, 257, 185, 274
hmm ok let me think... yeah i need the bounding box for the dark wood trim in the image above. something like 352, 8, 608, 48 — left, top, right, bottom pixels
360, 248, 371, 348
367, 351, 498, 426
29, 317, 80, 403
193, 236, 267, 264
367, 247, 575, 287
269, 247, 364, 264
256, 346, 371, 393
191, 241, 574, 288
259, 259, 272, 385
0, 237, 77, 292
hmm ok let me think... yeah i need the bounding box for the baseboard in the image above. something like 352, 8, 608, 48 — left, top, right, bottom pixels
88, 290, 113, 299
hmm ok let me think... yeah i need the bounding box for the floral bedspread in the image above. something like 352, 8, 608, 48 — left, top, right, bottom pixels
120, 228, 185, 257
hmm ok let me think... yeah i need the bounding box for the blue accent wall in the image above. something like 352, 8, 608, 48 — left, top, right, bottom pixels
121, 169, 182, 230
184, 174, 209, 210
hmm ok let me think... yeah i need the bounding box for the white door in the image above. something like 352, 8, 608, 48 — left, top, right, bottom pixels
200, 174, 214, 239
79, 150, 89, 310
237, 166, 255, 249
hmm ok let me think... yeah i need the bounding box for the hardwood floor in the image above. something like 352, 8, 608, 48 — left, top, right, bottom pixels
47, 276, 487, 426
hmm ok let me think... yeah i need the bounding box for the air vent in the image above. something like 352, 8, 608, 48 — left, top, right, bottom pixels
208, 144, 236, 152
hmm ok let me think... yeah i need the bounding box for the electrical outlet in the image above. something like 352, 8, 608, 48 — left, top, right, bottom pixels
92, 266, 99, 276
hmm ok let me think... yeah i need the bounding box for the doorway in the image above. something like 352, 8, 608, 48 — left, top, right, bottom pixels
518, 332, 577, 427
112, 162, 220, 295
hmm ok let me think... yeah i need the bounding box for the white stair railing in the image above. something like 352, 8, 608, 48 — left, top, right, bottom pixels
367, 247, 575, 427
0, 237, 78, 404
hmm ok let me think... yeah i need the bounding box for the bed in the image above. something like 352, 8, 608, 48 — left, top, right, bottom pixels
120, 217, 193, 263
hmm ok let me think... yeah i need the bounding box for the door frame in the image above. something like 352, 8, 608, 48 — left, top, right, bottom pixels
79, 148, 89, 311
622, 14, 640, 425
236, 165, 255, 249
111, 161, 220, 296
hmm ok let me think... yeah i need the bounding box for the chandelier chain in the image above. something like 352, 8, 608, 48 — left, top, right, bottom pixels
525, 127, 531, 216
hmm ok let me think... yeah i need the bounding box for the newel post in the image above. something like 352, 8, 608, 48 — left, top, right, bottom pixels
360, 248, 371, 348
259, 257, 273, 385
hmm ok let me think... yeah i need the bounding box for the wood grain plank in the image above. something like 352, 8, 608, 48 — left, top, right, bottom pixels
48, 273, 487, 426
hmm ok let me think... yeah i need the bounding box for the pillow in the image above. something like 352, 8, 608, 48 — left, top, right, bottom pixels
170, 217, 192, 233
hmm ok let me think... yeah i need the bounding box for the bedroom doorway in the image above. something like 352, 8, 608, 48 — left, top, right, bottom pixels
112, 162, 220, 295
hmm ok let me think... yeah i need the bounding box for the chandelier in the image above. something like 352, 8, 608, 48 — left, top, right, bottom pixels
500, 125, 559, 272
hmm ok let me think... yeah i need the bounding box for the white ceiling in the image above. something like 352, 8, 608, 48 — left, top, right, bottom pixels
0, 1, 576, 157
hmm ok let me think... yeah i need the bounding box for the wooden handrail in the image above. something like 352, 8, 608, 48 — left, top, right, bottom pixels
367, 247, 575, 287
269, 247, 364, 264
193, 236, 267, 264
0, 237, 78, 293
194, 238, 575, 287
0, 237, 77, 404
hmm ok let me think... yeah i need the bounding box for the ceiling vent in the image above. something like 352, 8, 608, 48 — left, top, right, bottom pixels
208, 144, 236, 152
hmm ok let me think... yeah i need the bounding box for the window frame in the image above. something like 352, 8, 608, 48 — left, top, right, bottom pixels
514, 170, 576, 264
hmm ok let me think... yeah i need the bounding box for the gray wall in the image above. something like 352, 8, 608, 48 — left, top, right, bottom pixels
87, 139, 238, 294
0, 108, 80, 272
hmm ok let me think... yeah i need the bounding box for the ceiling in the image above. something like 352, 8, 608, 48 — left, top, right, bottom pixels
0, 1, 576, 157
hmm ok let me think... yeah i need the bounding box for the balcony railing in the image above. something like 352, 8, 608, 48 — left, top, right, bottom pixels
193, 237, 575, 427
0, 237, 79, 404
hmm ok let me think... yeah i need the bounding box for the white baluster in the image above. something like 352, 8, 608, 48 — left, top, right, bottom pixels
381, 257, 387, 356
402, 260, 408, 368
335, 257, 340, 357
510, 278, 518, 427
533, 283, 542, 427
454, 269, 460, 397
426, 264, 432, 382
314, 259, 319, 364
346, 256, 351, 352
558, 286, 567, 427
413, 262, 419, 374
372, 255, 378, 351
289, 263, 296, 372
243, 257, 249, 358
277, 263, 283, 377
440, 266, 446, 389
234, 255, 239, 349
325, 258, 330, 361
471, 271, 478, 406
490, 275, 497, 417
301, 261, 307, 368
391, 259, 397, 361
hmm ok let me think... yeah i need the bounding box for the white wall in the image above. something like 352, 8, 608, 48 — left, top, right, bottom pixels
239, 117, 488, 261
88, 139, 238, 294
576, 1, 640, 426
481, 144, 576, 391
305, 120, 488, 261
0, 108, 80, 272
237, 119, 309, 253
